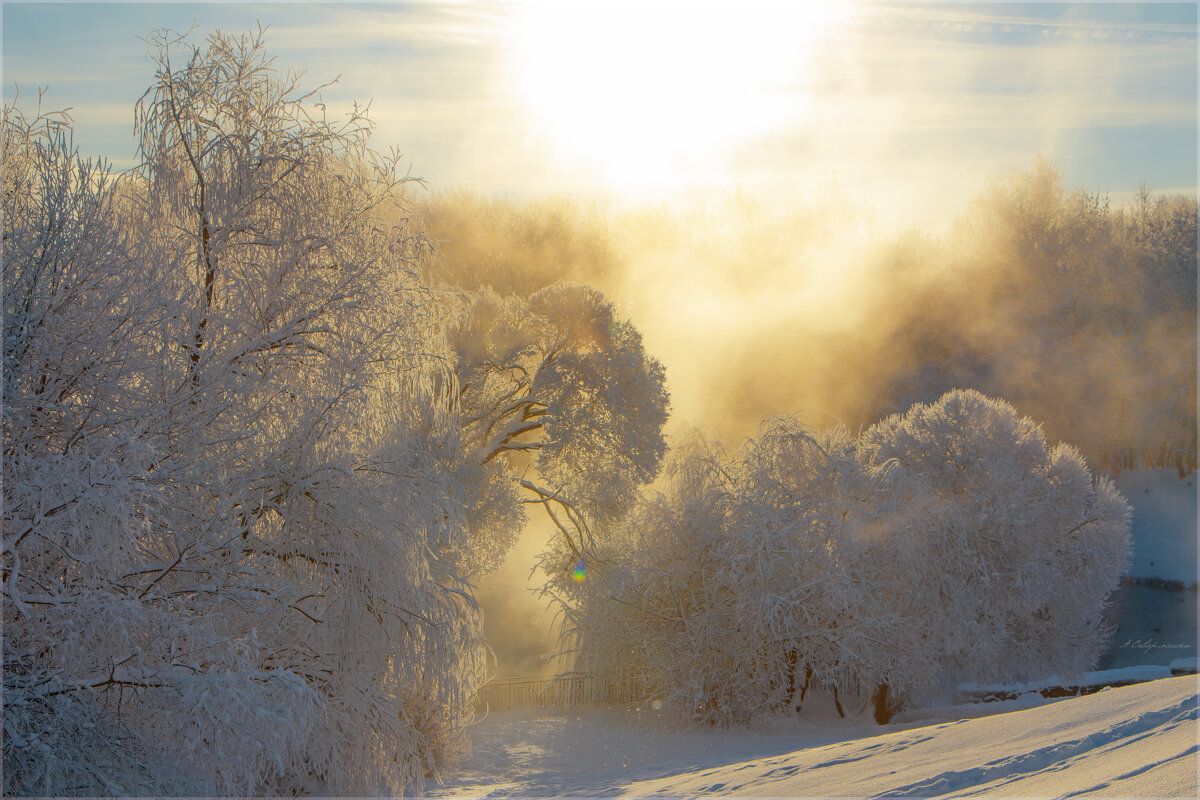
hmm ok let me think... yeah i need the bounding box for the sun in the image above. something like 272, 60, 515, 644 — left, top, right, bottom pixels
507, 0, 835, 197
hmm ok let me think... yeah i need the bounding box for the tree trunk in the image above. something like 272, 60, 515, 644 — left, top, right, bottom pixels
872, 682, 901, 725
784, 649, 798, 707
797, 664, 814, 712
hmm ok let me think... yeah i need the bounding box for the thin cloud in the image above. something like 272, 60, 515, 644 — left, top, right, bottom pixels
850, 3, 1197, 40
264, 2, 511, 50
2, 1, 1192, 227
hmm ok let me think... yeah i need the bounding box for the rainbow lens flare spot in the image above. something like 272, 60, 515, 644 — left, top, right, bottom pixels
572, 559, 587, 582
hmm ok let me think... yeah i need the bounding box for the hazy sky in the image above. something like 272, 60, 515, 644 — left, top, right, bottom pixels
3, 1, 1196, 228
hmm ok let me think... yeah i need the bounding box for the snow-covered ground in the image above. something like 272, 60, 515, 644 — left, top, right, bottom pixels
428, 676, 1198, 798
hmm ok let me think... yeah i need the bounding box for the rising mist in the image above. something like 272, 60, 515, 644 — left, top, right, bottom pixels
423, 160, 1196, 474
418, 161, 1196, 677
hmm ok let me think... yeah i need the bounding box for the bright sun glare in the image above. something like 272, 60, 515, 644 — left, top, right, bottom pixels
509, 1, 833, 196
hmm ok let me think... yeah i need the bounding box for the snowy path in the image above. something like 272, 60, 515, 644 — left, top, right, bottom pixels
427, 676, 1198, 797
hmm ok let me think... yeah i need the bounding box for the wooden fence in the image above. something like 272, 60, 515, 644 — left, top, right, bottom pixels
475, 673, 648, 713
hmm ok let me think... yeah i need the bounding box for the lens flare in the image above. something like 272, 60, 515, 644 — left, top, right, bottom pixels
572, 559, 587, 582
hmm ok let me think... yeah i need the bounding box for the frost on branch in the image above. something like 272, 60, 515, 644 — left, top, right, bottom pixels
2, 651, 198, 795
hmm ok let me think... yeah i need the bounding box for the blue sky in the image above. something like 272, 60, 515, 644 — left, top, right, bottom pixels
3, 1, 1196, 228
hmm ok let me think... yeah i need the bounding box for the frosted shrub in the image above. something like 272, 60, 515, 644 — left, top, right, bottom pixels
574, 431, 747, 725
858, 389, 1131, 691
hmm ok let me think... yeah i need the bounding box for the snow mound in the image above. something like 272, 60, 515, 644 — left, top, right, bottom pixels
431, 676, 1198, 798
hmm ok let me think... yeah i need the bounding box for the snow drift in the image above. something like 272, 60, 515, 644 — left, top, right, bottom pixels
431, 675, 1199, 797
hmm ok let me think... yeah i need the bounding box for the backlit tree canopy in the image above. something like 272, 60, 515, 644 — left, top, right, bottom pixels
443, 276, 669, 575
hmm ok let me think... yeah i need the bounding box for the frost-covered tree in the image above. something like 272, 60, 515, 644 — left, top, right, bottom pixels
574, 390, 1130, 727
944, 162, 1196, 473
445, 282, 670, 579
3, 27, 672, 793
2, 99, 205, 795
415, 190, 670, 581
857, 389, 1132, 694
564, 429, 746, 725
571, 423, 888, 726
3, 29, 491, 795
